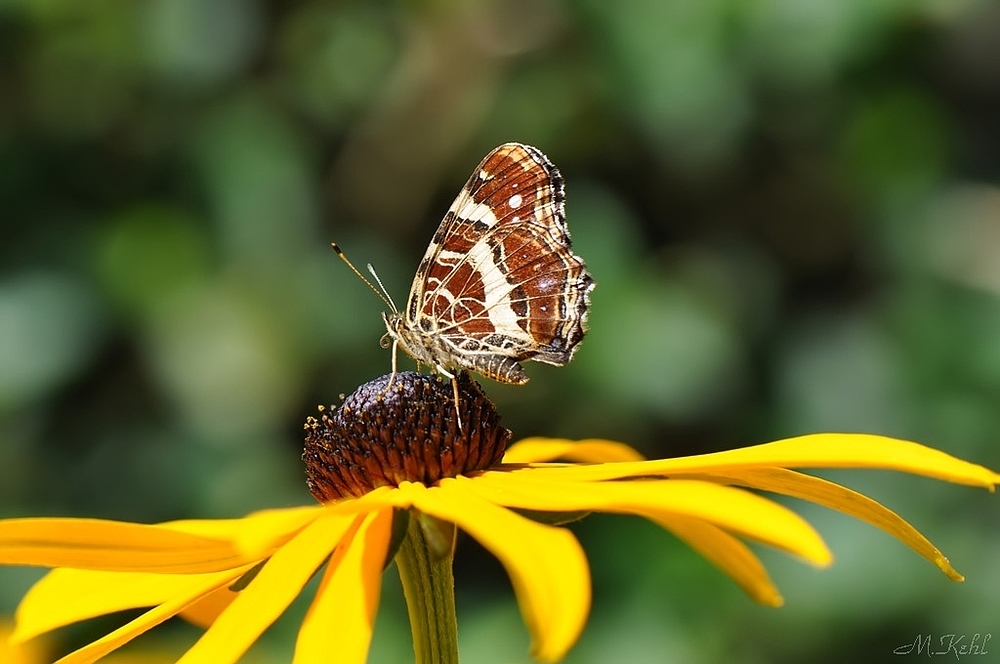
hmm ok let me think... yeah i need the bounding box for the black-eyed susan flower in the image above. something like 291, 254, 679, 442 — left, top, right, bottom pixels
1, 371, 998, 664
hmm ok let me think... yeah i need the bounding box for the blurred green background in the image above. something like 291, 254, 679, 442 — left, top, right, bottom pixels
1, 0, 999, 661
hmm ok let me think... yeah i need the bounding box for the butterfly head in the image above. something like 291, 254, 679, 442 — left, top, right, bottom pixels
381, 309, 444, 372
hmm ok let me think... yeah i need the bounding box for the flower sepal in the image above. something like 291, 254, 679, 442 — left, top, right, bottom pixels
413, 511, 457, 562
383, 508, 411, 571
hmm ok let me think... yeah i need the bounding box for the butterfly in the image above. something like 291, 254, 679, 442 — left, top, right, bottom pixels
335, 142, 594, 416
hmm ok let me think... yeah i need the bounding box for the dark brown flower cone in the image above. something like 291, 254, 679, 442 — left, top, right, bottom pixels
303, 371, 512, 502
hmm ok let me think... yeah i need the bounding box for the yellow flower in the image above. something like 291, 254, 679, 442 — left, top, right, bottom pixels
1, 372, 998, 664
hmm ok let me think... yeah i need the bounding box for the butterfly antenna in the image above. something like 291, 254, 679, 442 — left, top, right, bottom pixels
330, 243, 396, 312
366, 263, 399, 314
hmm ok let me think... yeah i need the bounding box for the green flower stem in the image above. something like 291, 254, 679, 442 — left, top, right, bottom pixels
396, 511, 460, 664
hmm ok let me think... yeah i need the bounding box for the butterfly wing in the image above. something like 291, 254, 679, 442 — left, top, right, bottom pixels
404, 143, 593, 379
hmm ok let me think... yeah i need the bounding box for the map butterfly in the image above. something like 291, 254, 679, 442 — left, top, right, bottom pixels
335, 142, 594, 410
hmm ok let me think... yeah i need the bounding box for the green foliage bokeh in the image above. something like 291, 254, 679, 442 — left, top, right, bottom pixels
1, 0, 998, 661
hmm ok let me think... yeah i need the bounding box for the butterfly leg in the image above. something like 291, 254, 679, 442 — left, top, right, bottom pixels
435, 365, 464, 434
387, 339, 399, 391
376, 339, 400, 403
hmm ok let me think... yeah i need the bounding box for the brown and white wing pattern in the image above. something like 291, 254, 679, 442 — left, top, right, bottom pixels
401, 143, 594, 384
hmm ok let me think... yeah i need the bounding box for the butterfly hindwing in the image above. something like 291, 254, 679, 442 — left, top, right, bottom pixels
394, 143, 594, 383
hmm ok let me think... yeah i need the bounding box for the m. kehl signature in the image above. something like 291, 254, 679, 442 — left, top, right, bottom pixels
894, 633, 991, 658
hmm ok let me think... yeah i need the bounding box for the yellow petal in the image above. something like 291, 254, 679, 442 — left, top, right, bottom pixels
323, 485, 408, 512
12, 508, 328, 643
0, 518, 246, 573
502, 438, 646, 464
396, 481, 590, 663
467, 472, 831, 565
18, 507, 327, 635
1, 618, 49, 664
293, 509, 393, 664
649, 514, 783, 607
14, 567, 246, 643
53, 568, 246, 664
177, 584, 238, 630
519, 434, 1000, 489
700, 467, 964, 581
164, 506, 324, 560
176, 510, 358, 664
